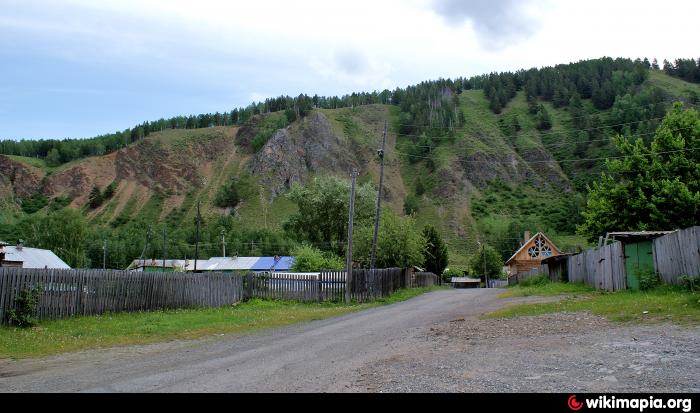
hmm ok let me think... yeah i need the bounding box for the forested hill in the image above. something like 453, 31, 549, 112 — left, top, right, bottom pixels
1, 56, 699, 270
1, 57, 698, 166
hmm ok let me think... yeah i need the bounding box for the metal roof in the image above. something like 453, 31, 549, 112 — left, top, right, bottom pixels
605, 231, 676, 241
200, 257, 260, 271
451, 277, 481, 283
3, 246, 71, 269
126, 256, 296, 272
251, 257, 295, 271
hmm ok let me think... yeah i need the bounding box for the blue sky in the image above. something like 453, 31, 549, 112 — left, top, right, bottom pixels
1, 0, 699, 140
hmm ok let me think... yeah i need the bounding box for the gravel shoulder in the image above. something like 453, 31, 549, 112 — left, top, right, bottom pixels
1, 289, 698, 393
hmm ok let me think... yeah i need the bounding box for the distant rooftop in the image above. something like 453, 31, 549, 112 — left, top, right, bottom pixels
2, 245, 71, 269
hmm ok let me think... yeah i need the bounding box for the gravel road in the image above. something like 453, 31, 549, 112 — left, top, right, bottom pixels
1, 289, 698, 393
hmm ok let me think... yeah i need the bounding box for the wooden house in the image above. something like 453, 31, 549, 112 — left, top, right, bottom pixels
505, 232, 563, 276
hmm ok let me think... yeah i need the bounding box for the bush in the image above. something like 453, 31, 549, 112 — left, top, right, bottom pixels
404, 194, 419, 215
214, 181, 240, 209
291, 245, 344, 272
519, 274, 549, 287
8, 286, 41, 328
20, 194, 49, 214
680, 275, 700, 292
638, 267, 661, 291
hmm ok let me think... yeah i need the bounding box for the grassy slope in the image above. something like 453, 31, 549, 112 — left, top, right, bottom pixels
487, 286, 700, 325
0, 287, 443, 359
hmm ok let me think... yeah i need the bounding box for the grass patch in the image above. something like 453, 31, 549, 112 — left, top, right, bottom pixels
487, 286, 700, 325
500, 280, 595, 298
0, 286, 443, 359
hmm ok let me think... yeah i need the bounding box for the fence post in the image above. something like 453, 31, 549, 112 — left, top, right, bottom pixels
245, 272, 253, 300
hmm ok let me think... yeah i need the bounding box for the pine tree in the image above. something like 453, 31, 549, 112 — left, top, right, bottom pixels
422, 225, 448, 276
88, 186, 103, 209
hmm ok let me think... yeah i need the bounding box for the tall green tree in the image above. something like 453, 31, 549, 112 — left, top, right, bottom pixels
284, 176, 376, 255
469, 244, 504, 280
422, 225, 448, 275
14, 208, 90, 268
353, 209, 426, 269
578, 103, 700, 240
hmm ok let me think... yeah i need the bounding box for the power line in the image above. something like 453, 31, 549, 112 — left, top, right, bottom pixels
394, 139, 700, 165
391, 99, 700, 130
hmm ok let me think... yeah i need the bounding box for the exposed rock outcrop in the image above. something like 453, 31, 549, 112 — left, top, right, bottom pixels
250, 111, 359, 198
0, 155, 42, 198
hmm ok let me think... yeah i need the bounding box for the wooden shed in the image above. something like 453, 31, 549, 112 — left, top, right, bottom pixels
505, 232, 563, 277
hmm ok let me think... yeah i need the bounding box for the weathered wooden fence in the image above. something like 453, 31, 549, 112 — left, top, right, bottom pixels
1, 267, 438, 324
413, 272, 439, 288
0, 268, 243, 324
509, 264, 549, 286
245, 268, 437, 303
653, 226, 700, 285
488, 279, 509, 288
568, 242, 627, 291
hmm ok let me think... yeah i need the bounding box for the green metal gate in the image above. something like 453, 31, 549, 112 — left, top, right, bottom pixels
624, 241, 654, 291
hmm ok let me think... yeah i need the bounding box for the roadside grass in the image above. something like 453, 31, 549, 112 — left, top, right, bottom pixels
487, 285, 700, 325
499, 281, 595, 298
0, 286, 444, 359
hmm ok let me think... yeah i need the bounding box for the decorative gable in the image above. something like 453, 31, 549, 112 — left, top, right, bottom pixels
506, 232, 562, 266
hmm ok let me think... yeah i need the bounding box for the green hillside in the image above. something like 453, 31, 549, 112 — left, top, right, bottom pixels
2, 59, 699, 270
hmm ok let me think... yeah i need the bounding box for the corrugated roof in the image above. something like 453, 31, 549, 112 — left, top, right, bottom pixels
606, 231, 676, 240
251, 256, 294, 271
3, 246, 71, 269
451, 277, 481, 283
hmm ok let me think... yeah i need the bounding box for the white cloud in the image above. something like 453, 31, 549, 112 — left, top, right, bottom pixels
1, 0, 699, 138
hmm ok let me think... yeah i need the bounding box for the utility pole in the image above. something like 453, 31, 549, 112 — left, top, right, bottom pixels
194, 201, 201, 273
221, 228, 226, 257
162, 226, 167, 271
370, 120, 388, 270
481, 241, 489, 288
138, 226, 152, 268
102, 238, 107, 270
345, 169, 358, 304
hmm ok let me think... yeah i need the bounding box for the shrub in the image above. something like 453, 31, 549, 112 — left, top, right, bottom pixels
8, 286, 42, 328
291, 245, 344, 272
679, 275, 700, 292
404, 194, 419, 215
214, 181, 240, 209
519, 274, 549, 287
638, 267, 661, 291
20, 194, 49, 214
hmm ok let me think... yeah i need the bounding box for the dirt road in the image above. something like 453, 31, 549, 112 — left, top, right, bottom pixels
1, 289, 698, 392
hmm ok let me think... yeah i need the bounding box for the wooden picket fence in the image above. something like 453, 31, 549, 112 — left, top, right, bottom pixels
0, 268, 243, 324
653, 226, 700, 285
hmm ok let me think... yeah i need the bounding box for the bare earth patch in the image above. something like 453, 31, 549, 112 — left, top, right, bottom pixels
353, 312, 700, 393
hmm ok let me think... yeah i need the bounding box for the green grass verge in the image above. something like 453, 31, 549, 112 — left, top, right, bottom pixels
0, 286, 445, 359
487, 286, 700, 325
499, 281, 595, 298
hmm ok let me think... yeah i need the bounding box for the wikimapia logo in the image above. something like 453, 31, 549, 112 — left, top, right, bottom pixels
569, 395, 584, 411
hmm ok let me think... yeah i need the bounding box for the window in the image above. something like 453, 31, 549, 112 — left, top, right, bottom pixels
528, 235, 552, 259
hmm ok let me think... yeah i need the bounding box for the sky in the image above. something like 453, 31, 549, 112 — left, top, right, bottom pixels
1, 0, 699, 140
